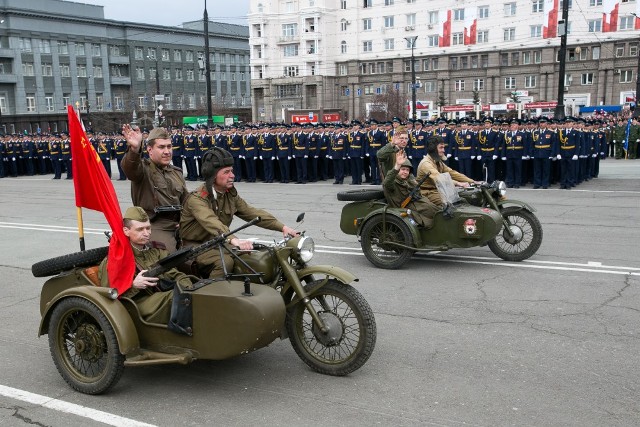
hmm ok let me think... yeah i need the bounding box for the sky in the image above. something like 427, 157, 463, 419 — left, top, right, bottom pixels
80, 0, 251, 27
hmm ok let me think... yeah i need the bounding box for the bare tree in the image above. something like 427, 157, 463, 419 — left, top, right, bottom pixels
369, 86, 406, 121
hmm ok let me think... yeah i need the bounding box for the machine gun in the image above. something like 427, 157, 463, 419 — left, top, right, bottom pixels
143, 217, 261, 278
400, 172, 430, 208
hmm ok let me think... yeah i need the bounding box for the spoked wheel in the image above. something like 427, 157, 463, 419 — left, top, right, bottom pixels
360, 215, 414, 269
48, 297, 125, 395
286, 280, 376, 376
488, 208, 543, 261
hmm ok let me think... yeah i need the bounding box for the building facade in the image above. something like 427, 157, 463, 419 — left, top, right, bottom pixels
248, 0, 640, 121
0, 0, 250, 134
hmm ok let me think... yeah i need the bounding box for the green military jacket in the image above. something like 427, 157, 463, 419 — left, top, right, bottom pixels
383, 167, 438, 228
376, 142, 397, 179
179, 184, 285, 242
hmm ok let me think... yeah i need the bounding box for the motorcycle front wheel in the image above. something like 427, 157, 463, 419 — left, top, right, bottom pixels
488, 208, 543, 261
286, 280, 376, 376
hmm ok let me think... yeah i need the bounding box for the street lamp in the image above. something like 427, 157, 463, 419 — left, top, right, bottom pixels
554, 0, 570, 120
404, 36, 418, 120
147, 52, 161, 127
204, 0, 213, 127
632, 13, 640, 117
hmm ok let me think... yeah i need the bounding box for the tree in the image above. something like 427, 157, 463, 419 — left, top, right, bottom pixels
437, 82, 447, 107
369, 86, 405, 121
472, 89, 481, 105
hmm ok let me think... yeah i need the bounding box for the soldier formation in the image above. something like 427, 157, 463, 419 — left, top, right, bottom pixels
2, 114, 637, 186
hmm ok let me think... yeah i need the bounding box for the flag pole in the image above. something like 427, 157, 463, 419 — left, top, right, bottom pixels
73, 102, 86, 251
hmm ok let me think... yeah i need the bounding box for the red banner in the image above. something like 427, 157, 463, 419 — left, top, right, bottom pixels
323, 113, 341, 122
441, 105, 475, 112
524, 101, 558, 109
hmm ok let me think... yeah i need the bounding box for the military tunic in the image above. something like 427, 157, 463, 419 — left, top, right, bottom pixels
383, 167, 438, 228
417, 155, 474, 206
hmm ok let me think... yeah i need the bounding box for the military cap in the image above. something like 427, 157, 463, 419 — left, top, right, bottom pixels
414, 119, 424, 126
392, 117, 401, 123
483, 117, 493, 123
124, 206, 149, 222
147, 127, 170, 141
437, 117, 447, 124
510, 118, 520, 125
351, 119, 362, 126
384, 121, 393, 126
369, 119, 379, 125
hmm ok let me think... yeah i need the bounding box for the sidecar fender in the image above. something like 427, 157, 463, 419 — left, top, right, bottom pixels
297, 265, 358, 285
39, 285, 140, 356
496, 199, 536, 213
358, 208, 423, 247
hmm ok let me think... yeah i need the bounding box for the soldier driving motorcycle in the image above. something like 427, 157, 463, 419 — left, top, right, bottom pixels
179, 147, 299, 278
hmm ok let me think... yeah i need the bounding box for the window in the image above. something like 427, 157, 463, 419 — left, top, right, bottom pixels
424, 80, 436, 92
175, 69, 183, 80
148, 48, 156, 60
341, 41, 347, 54
630, 43, 638, 57
339, 64, 348, 75
26, 95, 36, 112
620, 70, 633, 83
477, 30, 489, 43
579, 47, 588, 60
62, 94, 70, 107
174, 50, 182, 61
534, 50, 542, 63
461, 57, 468, 69
92, 44, 101, 56
454, 79, 465, 91
283, 45, 299, 56
284, 65, 299, 77
532, 0, 544, 12
384, 0, 394, 5
407, 13, 416, 26
530, 25, 542, 38
523, 51, 531, 64
431, 58, 439, 70
162, 49, 170, 61
136, 67, 145, 80
620, 16, 634, 30
110, 45, 125, 56
512, 52, 519, 65
42, 63, 53, 76
478, 6, 489, 18
505, 77, 516, 89
384, 16, 394, 28
615, 45, 625, 57
364, 0, 372, 7
364, 85, 374, 95
428, 11, 439, 24
163, 68, 171, 80
135, 47, 144, 60
341, 21, 348, 31
186, 51, 194, 61
524, 75, 537, 88
471, 55, 478, 68
450, 57, 458, 70
58, 41, 69, 55
40, 40, 51, 53
149, 67, 156, 80
404, 59, 418, 71
592, 46, 600, 59
473, 78, 484, 90
504, 2, 516, 15
45, 96, 54, 111
453, 33, 464, 45
95, 94, 103, 111
588, 19, 602, 32
22, 62, 35, 76
19, 38, 32, 52
76, 43, 86, 56
422, 59, 430, 71
77, 65, 87, 77
187, 69, 194, 81
454, 8, 465, 20
481, 54, 488, 67
60, 64, 70, 77
504, 28, 515, 41
138, 96, 147, 109
0, 96, 6, 114
341, 0, 347, 9
282, 23, 298, 37
564, 74, 572, 86
581, 73, 594, 85
589, 0, 602, 5
363, 41, 372, 52
384, 39, 395, 50
93, 65, 103, 78
501, 53, 509, 66
427, 35, 439, 47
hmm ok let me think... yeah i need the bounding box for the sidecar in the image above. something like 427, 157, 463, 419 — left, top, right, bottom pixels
338, 189, 503, 269
33, 250, 285, 395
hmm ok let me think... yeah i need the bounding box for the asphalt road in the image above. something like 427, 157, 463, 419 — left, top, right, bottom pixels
0, 158, 639, 427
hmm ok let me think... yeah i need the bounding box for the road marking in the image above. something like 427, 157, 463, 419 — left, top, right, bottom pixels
0, 384, 156, 427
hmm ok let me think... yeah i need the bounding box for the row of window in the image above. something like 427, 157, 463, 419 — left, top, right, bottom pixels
342, 0, 635, 11
133, 47, 247, 65
21, 63, 104, 78
134, 67, 246, 82
18, 38, 102, 56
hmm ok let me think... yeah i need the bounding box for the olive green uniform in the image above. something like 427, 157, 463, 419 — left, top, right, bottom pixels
376, 142, 398, 178
121, 146, 188, 251
628, 123, 639, 159
383, 168, 439, 228
416, 154, 474, 206
98, 245, 191, 324
612, 124, 626, 159
179, 184, 285, 278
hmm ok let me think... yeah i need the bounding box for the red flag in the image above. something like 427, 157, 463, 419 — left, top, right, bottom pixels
67, 105, 134, 295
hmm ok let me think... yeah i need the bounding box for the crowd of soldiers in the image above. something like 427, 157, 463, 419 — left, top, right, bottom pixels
1, 114, 638, 188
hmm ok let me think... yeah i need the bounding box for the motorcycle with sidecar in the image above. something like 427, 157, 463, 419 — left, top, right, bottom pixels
338, 174, 542, 269
33, 215, 376, 394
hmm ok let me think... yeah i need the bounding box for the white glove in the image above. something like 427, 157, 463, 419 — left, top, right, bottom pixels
288, 156, 291, 160
259, 156, 263, 160
501, 157, 506, 161
408, 155, 413, 159
557, 154, 561, 160
471, 156, 476, 160
454, 157, 459, 161
572, 155, 578, 160
636, 139, 639, 142
592, 153, 597, 157
600, 152, 605, 155
522, 156, 527, 160
328, 155, 332, 159
304, 155, 308, 158
447, 154, 452, 158
613, 140, 617, 143
314, 156, 319, 158
492, 155, 498, 160
365, 153, 370, 157
549, 157, 555, 160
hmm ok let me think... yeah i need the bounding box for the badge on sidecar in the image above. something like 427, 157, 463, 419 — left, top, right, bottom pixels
463, 218, 477, 235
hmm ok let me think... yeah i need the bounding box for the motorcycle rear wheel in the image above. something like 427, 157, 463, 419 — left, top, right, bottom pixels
360, 215, 414, 269
286, 280, 376, 376
488, 208, 543, 261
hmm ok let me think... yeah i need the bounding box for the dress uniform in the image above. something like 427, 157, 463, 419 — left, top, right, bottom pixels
348, 121, 365, 185
96, 134, 112, 178
331, 127, 347, 184
49, 136, 62, 179
61, 137, 72, 179
243, 129, 258, 182
228, 128, 244, 182
293, 126, 309, 184
477, 119, 500, 182
557, 120, 580, 189
366, 120, 385, 184
501, 120, 529, 188
171, 129, 184, 170
453, 120, 477, 178
531, 118, 557, 189
277, 128, 293, 183
183, 130, 198, 181
259, 126, 276, 183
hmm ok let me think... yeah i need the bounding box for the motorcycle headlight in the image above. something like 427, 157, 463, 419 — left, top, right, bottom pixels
297, 236, 315, 263
497, 181, 507, 197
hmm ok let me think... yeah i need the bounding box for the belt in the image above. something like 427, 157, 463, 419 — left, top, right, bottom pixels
370, 144, 381, 147
351, 145, 361, 148
535, 145, 550, 149
481, 148, 494, 151
294, 147, 306, 150
332, 147, 343, 150
185, 148, 195, 150
506, 146, 523, 150
262, 148, 273, 151
561, 146, 575, 149
458, 147, 471, 150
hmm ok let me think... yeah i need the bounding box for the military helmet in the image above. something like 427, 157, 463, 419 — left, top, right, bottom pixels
426, 135, 444, 156
400, 159, 413, 171
201, 147, 234, 180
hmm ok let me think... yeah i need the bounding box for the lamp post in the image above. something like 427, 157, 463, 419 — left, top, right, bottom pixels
204, 0, 213, 127
554, 0, 569, 120
632, 14, 640, 117
404, 36, 418, 120
147, 52, 160, 127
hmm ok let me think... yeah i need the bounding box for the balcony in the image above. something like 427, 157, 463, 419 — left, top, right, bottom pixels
108, 55, 130, 65
277, 35, 300, 44
0, 48, 16, 58
0, 73, 17, 83
110, 76, 131, 85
